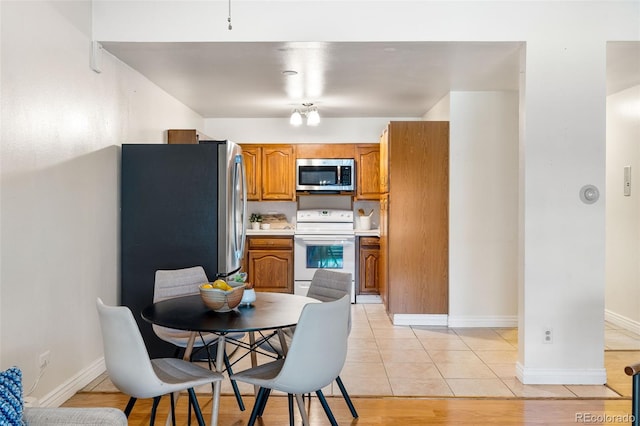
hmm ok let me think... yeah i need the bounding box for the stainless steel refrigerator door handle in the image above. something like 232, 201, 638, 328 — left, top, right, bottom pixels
239, 154, 247, 257
233, 154, 247, 260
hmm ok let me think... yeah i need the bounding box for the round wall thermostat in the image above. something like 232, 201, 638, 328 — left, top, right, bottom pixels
579, 185, 600, 204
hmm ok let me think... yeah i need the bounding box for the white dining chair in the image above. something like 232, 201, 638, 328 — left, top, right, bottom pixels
231, 294, 351, 426
258, 269, 359, 419
96, 298, 222, 426
153, 266, 246, 410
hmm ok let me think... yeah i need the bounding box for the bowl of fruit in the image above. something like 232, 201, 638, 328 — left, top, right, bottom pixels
199, 279, 245, 312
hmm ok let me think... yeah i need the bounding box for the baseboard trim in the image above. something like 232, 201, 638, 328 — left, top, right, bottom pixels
392, 314, 448, 326
390, 314, 517, 327
516, 362, 607, 385
448, 315, 518, 328
605, 309, 640, 335
356, 294, 382, 304
38, 357, 106, 408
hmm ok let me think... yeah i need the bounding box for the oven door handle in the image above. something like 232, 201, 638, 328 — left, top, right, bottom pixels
295, 235, 356, 245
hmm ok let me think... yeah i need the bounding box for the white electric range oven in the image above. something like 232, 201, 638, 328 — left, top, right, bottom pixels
294, 209, 356, 303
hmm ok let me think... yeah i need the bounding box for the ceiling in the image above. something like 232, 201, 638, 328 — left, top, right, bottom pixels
101, 41, 640, 119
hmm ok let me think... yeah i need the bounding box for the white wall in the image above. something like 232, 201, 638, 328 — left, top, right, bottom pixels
606, 84, 640, 332
447, 92, 519, 326
204, 117, 416, 143
517, 35, 608, 384
423, 94, 450, 121
2, 0, 636, 394
0, 0, 203, 405
424, 91, 520, 325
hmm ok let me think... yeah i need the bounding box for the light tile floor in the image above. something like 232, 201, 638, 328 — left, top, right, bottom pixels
83, 303, 640, 399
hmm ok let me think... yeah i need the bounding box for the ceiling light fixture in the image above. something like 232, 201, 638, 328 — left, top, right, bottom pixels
290, 109, 303, 126
306, 107, 320, 126
290, 103, 320, 127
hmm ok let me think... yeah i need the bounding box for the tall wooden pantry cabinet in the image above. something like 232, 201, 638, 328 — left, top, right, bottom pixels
379, 121, 449, 317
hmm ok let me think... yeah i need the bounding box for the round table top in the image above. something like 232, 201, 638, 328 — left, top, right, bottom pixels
141, 292, 319, 334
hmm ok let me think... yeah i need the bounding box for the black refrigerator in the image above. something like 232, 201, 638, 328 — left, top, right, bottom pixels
120, 141, 247, 357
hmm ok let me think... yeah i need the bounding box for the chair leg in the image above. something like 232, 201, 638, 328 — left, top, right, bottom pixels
248, 387, 268, 426
187, 392, 192, 426
316, 390, 338, 426
187, 388, 206, 426
203, 340, 214, 371
149, 396, 162, 426
223, 350, 245, 411
170, 392, 176, 426
335, 375, 358, 418
257, 388, 272, 416
295, 394, 310, 426
123, 396, 137, 417
287, 394, 294, 426
202, 341, 245, 412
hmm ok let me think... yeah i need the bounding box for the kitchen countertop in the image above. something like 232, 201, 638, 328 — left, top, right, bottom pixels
246, 228, 380, 237
355, 229, 381, 237
246, 228, 296, 236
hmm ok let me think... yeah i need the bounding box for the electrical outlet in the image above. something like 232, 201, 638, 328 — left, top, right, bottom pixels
38, 350, 51, 369
543, 328, 553, 344
23, 396, 39, 408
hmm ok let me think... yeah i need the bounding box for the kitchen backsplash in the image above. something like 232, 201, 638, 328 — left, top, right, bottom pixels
248, 196, 380, 229
247, 201, 297, 226
353, 199, 380, 229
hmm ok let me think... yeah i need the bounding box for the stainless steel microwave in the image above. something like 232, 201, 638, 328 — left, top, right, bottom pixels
296, 158, 355, 192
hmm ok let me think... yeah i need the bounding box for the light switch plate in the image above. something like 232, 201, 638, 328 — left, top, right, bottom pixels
624, 166, 631, 196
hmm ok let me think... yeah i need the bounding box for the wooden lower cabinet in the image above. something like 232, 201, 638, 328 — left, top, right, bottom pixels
358, 236, 380, 295
245, 236, 294, 293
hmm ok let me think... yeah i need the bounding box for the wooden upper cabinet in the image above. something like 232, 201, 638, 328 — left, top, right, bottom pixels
379, 128, 389, 193
240, 144, 296, 201
241, 143, 383, 201
261, 145, 296, 200
242, 146, 261, 200
355, 144, 380, 200
295, 144, 355, 159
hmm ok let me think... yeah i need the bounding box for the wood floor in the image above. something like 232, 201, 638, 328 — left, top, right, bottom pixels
64, 392, 633, 425
70, 306, 638, 424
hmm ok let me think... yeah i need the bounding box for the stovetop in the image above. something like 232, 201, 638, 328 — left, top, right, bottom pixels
296, 209, 354, 223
